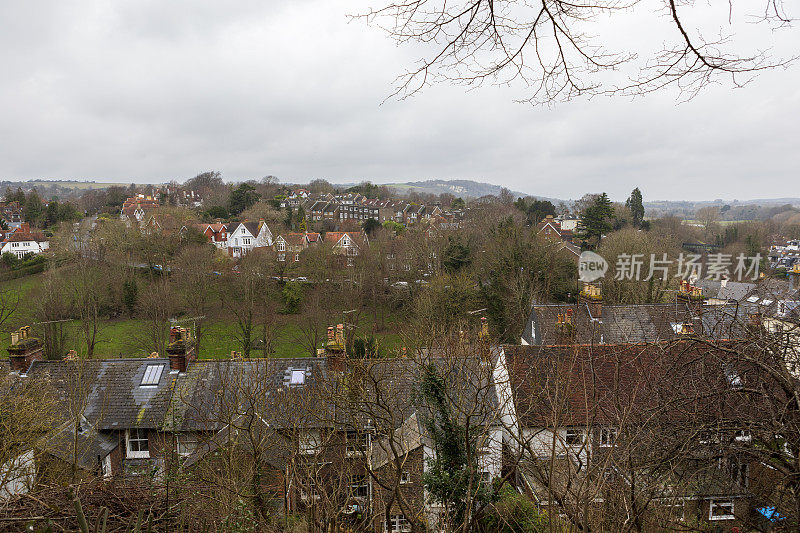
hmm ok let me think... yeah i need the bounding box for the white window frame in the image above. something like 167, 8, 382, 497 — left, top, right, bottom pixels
708, 499, 735, 521
565, 429, 585, 447
400, 471, 411, 484
101, 454, 112, 478
126, 429, 150, 459
277, 241, 285, 251
299, 430, 320, 455
388, 514, 411, 533
242, 237, 251, 246
349, 474, 369, 498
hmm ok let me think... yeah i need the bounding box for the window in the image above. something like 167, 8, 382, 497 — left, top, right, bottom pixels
400, 471, 411, 484
708, 499, 735, 520
599, 428, 617, 447
278, 253, 285, 262
727, 458, 749, 487
176, 433, 198, 457
294, 254, 300, 262
734, 429, 752, 443
101, 454, 112, 478
242, 237, 251, 245
126, 429, 150, 459
11, 242, 19, 248
724, 365, 743, 390
565, 429, 585, 446
349, 474, 369, 498
289, 369, 306, 386
299, 430, 320, 455
141, 364, 164, 386
346, 430, 369, 455
479, 471, 491, 486
277, 241, 285, 251
388, 514, 411, 533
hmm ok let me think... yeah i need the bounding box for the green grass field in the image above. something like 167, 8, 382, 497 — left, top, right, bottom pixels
0, 273, 406, 360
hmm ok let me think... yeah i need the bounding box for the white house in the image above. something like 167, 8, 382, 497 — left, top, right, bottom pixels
1, 233, 49, 258
226, 220, 273, 258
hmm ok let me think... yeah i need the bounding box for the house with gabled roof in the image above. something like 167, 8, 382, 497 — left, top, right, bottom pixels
0, 223, 49, 258
323, 231, 367, 266
119, 195, 160, 227
226, 219, 273, 258
191, 222, 228, 250
274, 232, 319, 262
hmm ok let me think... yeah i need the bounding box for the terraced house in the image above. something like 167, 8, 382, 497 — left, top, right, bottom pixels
2, 304, 798, 531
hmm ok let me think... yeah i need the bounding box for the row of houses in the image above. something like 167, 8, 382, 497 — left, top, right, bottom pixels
3, 285, 798, 530
193, 220, 367, 264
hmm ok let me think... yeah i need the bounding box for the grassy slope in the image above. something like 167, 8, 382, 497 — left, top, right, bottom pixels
0, 273, 405, 360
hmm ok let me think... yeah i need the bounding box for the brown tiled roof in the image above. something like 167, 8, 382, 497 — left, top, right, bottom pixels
6, 232, 47, 243
504, 340, 758, 429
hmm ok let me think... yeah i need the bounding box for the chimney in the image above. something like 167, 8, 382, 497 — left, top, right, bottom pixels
166, 326, 196, 372
323, 324, 346, 371
556, 309, 576, 342
578, 282, 603, 318
677, 279, 705, 315
7, 326, 43, 373
479, 317, 489, 339
790, 264, 800, 291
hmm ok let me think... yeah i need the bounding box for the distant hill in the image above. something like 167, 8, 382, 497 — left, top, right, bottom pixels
386, 179, 529, 199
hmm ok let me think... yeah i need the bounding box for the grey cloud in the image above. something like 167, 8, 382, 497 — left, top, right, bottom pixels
0, 0, 797, 201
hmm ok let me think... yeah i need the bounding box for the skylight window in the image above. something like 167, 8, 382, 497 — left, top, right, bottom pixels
141, 364, 164, 386
746, 296, 760, 303
290, 369, 306, 386
760, 299, 773, 306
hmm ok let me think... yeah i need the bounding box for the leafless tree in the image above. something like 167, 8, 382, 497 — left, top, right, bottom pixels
357, 0, 794, 103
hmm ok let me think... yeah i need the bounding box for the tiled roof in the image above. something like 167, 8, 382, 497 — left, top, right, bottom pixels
504, 340, 757, 428
5, 232, 47, 243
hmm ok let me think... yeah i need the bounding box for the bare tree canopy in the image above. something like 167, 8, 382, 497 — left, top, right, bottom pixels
357, 0, 795, 103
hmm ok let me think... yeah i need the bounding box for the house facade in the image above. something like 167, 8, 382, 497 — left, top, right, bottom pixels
226, 220, 273, 258
0, 224, 49, 258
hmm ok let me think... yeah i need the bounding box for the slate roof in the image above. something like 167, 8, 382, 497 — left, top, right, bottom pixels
43, 417, 118, 470
164, 358, 329, 432
522, 301, 750, 346
695, 280, 756, 302
371, 411, 431, 469
740, 278, 800, 323
23, 359, 176, 430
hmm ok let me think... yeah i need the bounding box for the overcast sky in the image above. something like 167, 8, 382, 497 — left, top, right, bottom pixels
0, 1, 797, 202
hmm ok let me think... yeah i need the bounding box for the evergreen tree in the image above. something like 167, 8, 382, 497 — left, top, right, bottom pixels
577, 192, 614, 246
23, 190, 44, 226
228, 183, 260, 216
625, 187, 645, 228
421, 364, 493, 527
